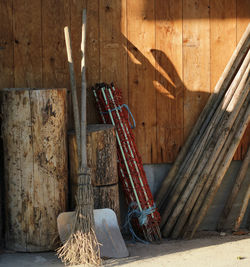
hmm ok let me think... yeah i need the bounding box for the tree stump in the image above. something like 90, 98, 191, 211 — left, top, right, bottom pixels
68, 124, 120, 223
0, 88, 68, 252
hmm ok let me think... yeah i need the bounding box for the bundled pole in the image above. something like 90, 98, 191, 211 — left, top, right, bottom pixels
217, 147, 250, 231
57, 10, 101, 266
157, 24, 250, 239
93, 83, 161, 242
166, 62, 250, 238
156, 24, 250, 211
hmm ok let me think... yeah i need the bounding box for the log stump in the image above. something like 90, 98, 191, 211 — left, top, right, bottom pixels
0, 88, 68, 252
68, 124, 120, 223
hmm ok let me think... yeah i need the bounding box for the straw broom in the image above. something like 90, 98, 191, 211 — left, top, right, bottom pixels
57, 9, 101, 266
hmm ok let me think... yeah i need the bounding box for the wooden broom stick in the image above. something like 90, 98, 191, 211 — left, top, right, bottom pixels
64, 26, 81, 161
80, 8, 87, 168
155, 24, 250, 210
189, 97, 250, 238
217, 147, 250, 231
162, 65, 250, 237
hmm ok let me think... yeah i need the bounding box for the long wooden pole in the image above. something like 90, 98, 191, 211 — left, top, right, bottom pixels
217, 147, 250, 231
162, 66, 250, 237
80, 9, 87, 168
190, 98, 250, 238
160, 56, 250, 232
64, 27, 81, 162
155, 24, 250, 210
233, 184, 250, 231
176, 94, 250, 239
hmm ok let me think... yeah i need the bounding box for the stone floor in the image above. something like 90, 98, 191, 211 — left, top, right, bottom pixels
0, 232, 250, 267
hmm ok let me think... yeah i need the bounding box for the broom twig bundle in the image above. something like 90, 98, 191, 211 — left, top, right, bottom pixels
57, 9, 101, 266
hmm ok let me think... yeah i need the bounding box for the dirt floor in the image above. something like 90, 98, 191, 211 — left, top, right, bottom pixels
0, 232, 250, 267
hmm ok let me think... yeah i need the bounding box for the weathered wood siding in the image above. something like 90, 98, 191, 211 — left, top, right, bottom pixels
0, 0, 249, 164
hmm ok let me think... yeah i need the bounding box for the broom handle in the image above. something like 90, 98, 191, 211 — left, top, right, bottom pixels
64, 26, 81, 162
80, 9, 87, 168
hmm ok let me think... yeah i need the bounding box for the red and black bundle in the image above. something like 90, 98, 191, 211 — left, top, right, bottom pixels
93, 83, 161, 242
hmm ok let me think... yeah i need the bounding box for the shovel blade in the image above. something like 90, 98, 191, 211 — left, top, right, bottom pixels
57, 208, 129, 259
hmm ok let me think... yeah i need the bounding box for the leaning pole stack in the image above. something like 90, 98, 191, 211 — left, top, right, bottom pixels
156, 23, 250, 238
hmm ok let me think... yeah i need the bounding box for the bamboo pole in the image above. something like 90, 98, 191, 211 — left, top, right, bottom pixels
233, 184, 250, 231
174, 94, 250, 239
155, 24, 250, 210
160, 58, 250, 233
162, 66, 250, 237
189, 98, 250, 238
217, 147, 250, 231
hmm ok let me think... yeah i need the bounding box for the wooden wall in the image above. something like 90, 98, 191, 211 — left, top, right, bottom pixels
0, 0, 249, 164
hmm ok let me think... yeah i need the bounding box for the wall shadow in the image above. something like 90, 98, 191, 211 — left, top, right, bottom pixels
120, 32, 210, 162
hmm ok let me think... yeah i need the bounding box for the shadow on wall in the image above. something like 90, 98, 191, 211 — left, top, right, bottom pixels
117, 33, 210, 162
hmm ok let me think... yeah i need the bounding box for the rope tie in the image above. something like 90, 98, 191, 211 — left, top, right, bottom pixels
124, 202, 156, 244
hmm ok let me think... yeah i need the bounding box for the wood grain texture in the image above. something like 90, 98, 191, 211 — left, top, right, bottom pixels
93, 184, 120, 225
235, 1, 250, 160
0, 0, 13, 89
183, 0, 210, 141
42, 0, 70, 88
13, 0, 42, 87
210, 0, 236, 91
1, 88, 68, 252
85, 0, 100, 124
0, 0, 13, 247
0, 1, 249, 164
127, 0, 157, 163
68, 125, 118, 210
155, 0, 183, 163
99, 0, 128, 102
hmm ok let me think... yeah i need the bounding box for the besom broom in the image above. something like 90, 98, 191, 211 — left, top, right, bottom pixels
57, 9, 101, 266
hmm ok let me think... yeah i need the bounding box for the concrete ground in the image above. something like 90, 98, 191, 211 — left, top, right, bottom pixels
0, 232, 250, 267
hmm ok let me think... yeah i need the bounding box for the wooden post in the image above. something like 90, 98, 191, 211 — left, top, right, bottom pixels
217, 147, 250, 231
155, 24, 250, 210
68, 124, 120, 222
233, 184, 250, 231
190, 98, 250, 238
161, 61, 250, 236
0, 88, 68, 252
177, 95, 250, 238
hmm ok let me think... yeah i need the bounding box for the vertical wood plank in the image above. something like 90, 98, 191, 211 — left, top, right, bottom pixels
86, 0, 100, 123
127, 0, 157, 163
0, 0, 14, 89
69, 0, 86, 129
155, 0, 183, 163
31, 89, 67, 250
2, 90, 32, 251
183, 0, 210, 141
210, 0, 236, 91
0, 0, 13, 246
99, 0, 128, 103
42, 0, 70, 88
13, 0, 42, 87
235, 0, 250, 160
